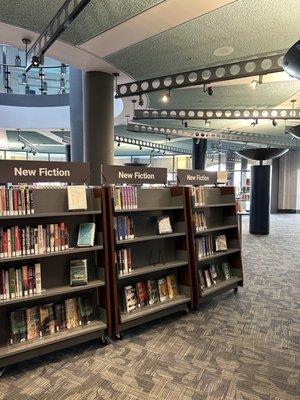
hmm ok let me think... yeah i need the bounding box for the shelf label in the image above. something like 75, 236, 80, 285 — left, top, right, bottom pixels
0, 160, 90, 184
177, 169, 228, 185
101, 165, 167, 184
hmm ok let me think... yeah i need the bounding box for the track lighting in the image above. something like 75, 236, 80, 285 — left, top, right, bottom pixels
250, 75, 263, 89
195, 132, 199, 137
162, 150, 165, 154
184, 121, 188, 128
117, 142, 120, 147
166, 135, 171, 141
151, 149, 155, 153
21, 73, 27, 85
61, 63, 66, 76
251, 119, 258, 127
272, 119, 277, 127
161, 89, 171, 104
31, 55, 40, 67
138, 95, 144, 107
15, 55, 21, 67
203, 84, 213, 95
139, 145, 142, 150
205, 119, 210, 126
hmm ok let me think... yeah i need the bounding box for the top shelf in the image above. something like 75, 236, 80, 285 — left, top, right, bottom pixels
0, 210, 102, 220
193, 202, 236, 209
114, 206, 183, 213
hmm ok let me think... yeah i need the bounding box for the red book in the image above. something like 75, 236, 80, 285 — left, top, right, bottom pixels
60, 222, 65, 250
135, 282, 148, 307
3, 231, 8, 258
13, 189, 18, 215
15, 226, 21, 256
22, 266, 29, 296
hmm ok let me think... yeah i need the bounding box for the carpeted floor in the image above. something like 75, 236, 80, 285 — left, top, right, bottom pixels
0, 214, 299, 400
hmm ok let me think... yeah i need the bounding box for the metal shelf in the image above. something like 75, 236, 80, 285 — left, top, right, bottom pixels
0, 280, 105, 307
117, 232, 185, 245
114, 206, 183, 213
0, 321, 107, 360
197, 248, 240, 263
0, 210, 102, 220
195, 224, 238, 235
201, 276, 242, 297
118, 260, 188, 280
0, 245, 104, 263
120, 295, 190, 323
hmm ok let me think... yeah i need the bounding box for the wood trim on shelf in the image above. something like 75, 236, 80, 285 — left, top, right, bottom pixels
201, 276, 242, 298
118, 260, 188, 280
0, 210, 102, 220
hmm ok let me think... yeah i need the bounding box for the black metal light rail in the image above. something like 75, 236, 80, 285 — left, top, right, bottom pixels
116, 54, 284, 98
26, 0, 92, 71
134, 108, 300, 120
114, 134, 191, 155
127, 123, 299, 148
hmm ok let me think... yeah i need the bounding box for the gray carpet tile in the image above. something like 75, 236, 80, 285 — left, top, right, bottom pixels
0, 214, 299, 400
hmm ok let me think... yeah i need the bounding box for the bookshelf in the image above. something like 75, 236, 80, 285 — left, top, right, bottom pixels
0, 187, 111, 368
105, 186, 193, 337
184, 186, 243, 308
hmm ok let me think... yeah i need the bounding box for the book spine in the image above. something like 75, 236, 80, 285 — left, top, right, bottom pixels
20, 188, 26, 215
34, 263, 42, 294
9, 268, 16, 298
25, 188, 31, 215
22, 266, 29, 296
0, 227, 3, 258
7, 228, 12, 258
29, 190, 34, 214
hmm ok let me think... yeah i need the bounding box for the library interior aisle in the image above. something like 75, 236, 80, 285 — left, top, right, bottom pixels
0, 214, 298, 400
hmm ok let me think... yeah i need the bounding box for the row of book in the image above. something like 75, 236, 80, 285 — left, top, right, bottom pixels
0, 222, 69, 259
114, 216, 135, 241
10, 294, 96, 344
116, 248, 132, 275
194, 211, 207, 232
122, 274, 178, 313
0, 185, 35, 216
198, 262, 233, 289
192, 186, 205, 207
0, 263, 41, 300
114, 187, 138, 210
196, 234, 228, 260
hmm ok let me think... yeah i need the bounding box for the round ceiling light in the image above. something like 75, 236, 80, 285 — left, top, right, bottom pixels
213, 46, 234, 57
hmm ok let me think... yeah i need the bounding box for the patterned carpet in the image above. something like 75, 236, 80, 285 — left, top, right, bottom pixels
1, 214, 299, 400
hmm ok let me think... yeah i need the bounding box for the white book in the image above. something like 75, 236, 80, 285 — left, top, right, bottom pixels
67, 185, 87, 211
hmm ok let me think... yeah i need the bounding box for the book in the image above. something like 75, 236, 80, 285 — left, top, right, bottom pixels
0, 185, 34, 216
55, 303, 67, 331
157, 216, 173, 235
215, 234, 228, 251
146, 279, 159, 305
166, 274, 178, 299
10, 309, 27, 344
157, 278, 169, 302
114, 187, 138, 210
26, 306, 40, 340
192, 186, 205, 206
194, 211, 207, 232
65, 298, 79, 329
70, 259, 88, 286
77, 294, 95, 325
34, 263, 42, 294
221, 262, 232, 280
203, 269, 212, 287
77, 223, 95, 247
67, 185, 87, 211
209, 264, 218, 284
135, 282, 148, 307
198, 270, 206, 290
39, 303, 56, 336
114, 216, 135, 241
123, 285, 138, 313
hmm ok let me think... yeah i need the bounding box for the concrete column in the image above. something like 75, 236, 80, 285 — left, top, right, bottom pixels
192, 138, 207, 170
278, 149, 300, 212
83, 71, 114, 184
69, 67, 84, 162
250, 164, 270, 235
226, 151, 235, 186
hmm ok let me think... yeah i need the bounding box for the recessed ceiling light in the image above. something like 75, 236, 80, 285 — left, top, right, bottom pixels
213, 46, 234, 57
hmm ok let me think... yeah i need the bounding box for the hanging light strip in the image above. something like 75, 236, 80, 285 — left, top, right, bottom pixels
116, 54, 284, 98
134, 108, 300, 120
114, 134, 191, 154
127, 123, 299, 148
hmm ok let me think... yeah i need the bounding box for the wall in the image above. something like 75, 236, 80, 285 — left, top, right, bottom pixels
278, 149, 300, 212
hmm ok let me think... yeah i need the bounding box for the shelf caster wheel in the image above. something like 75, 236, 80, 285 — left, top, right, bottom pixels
115, 332, 123, 340
0, 368, 5, 377
100, 336, 108, 346
234, 287, 238, 294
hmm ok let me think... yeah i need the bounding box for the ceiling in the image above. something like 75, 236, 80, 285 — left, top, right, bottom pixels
0, 0, 299, 153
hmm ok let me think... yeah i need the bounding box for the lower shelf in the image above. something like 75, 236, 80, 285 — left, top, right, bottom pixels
201, 276, 242, 298
0, 320, 107, 361
120, 295, 190, 324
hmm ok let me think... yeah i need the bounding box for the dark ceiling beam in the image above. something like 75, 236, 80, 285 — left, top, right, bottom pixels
127, 122, 299, 148
134, 108, 300, 120
26, 0, 92, 71
116, 54, 284, 98
114, 134, 191, 155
